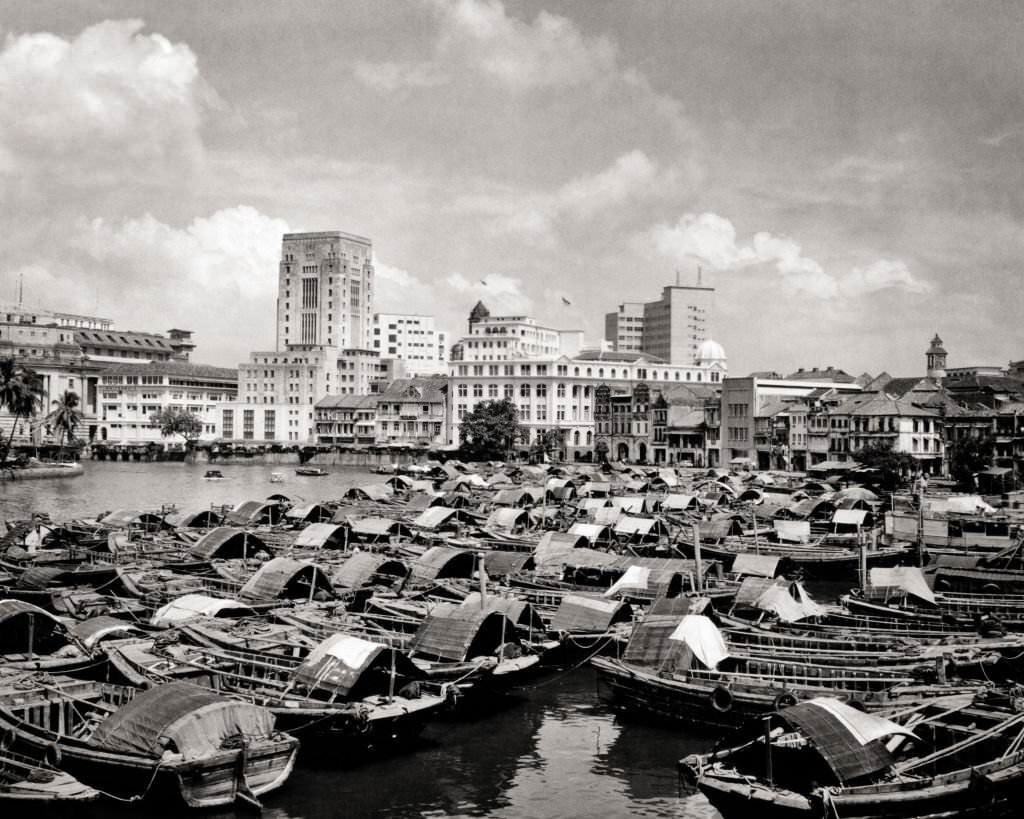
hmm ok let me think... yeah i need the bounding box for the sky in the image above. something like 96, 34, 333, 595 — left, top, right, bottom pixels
1, 0, 1022, 377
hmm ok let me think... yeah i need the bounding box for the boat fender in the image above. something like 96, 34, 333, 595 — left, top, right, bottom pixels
43, 741, 62, 767
773, 692, 797, 711
0, 727, 14, 750
710, 686, 734, 713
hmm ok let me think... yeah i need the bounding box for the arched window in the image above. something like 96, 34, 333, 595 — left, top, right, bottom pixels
573, 430, 580, 446
586, 430, 592, 445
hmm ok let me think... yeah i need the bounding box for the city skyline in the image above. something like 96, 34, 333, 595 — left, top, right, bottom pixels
2, 1, 1022, 378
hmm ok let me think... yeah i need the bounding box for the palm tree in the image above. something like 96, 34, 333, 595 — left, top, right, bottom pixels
0, 358, 44, 464
46, 390, 83, 460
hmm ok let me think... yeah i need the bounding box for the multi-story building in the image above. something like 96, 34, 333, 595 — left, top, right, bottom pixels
371, 313, 448, 377
720, 375, 863, 468
604, 281, 715, 364
450, 303, 727, 461
95, 361, 237, 446
373, 376, 448, 447
235, 230, 385, 443
314, 395, 379, 446
0, 302, 203, 447
276, 231, 374, 350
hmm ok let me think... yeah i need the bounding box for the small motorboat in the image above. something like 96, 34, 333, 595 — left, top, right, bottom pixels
269, 472, 285, 483
295, 467, 328, 477
203, 470, 225, 481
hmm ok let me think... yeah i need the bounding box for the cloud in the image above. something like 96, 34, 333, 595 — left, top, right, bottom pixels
352, 60, 447, 92
651, 211, 929, 300
0, 19, 209, 189
842, 259, 931, 296
454, 149, 669, 238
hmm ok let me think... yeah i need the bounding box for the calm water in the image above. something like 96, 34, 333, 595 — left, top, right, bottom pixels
0, 461, 723, 818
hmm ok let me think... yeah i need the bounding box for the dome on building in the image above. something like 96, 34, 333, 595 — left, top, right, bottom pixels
696, 339, 727, 363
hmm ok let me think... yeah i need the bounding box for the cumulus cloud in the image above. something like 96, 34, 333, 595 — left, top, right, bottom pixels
352, 60, 447, 92
651, 211, 929, 300
455, 149, 669, 238
0, 19, 209, 188
842, 259, 931, 296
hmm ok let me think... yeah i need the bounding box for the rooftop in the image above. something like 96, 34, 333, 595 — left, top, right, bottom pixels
96, 361, 238, 381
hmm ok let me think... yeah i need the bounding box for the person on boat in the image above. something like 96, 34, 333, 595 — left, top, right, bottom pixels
975, 611, 1007, 638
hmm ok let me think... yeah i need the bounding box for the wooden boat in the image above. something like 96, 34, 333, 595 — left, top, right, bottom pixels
0, 749, 99, 804
0, 671, 298, 809
591, 613, 980, 728
682, 692, 1024, 819
103, 634, 448, 757
0, 599, 97, 675
295, 467, 329, 477
269, 472, 285, 483
203, 470, 225, 481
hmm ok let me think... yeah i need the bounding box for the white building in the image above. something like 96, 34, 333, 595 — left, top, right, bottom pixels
96, 361, 237, 446
449, 303, 726, 460
235, 230, 386, 443
604, 282, 715, 365
372, 313, 449, 377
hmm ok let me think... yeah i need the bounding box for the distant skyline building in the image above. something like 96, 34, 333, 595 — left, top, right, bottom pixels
372, 312, 449, 377
604, 280, 715, 365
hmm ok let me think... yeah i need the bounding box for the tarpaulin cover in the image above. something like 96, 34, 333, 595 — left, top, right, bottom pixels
622, 612, 691, 666
410, 606, 517, 661
549, 595, 631, 632
779, 699, 912, 783
240, 557, 331, 601
565, 523, 610, 544
294, 633, 420, 697
412, 507, 459, 530
592, 507, 624, 525
0, 599, 62, 652
603, 565, 651, 597
69, 616, 142, 650
331, 553, 408, 588
485, 509, 529, 531
292, 523, 347, 549
833, 509, 869, 526
92, 682, 275, 761
349, 517, 410, 538
190, 527, 270, 560
668, 615, 728, 669
925, 495, 995, 515
730, 554, 781, 578
478, 550, 533, 577
869, 567, 937, 606
609, 497, 645, 513
407, 546, 475, 585
662, 494, 698, 511
151, 594, 254, 627
774, 519, 812, 543
285, 504, 333, 523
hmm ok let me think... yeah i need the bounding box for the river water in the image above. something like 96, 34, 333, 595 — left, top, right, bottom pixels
1, 462, 724, 818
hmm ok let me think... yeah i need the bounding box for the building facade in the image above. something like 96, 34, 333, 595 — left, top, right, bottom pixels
449, 304, 726, 460
314, 395, 379, 446
373, 376, 448, 447
604, 282, 714, 364
372, 313, 448, 377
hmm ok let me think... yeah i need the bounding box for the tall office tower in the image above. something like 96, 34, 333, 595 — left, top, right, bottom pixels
604, 281, 715, 365
276, 231, 374, 351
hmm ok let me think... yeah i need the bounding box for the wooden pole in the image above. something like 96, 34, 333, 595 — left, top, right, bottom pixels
691, 524, 703, 592
752, 511, 760, 555
478, 554, 487, 609
763, 715, 774, 788
858, 530, 868, 592
27, 613, 35, 662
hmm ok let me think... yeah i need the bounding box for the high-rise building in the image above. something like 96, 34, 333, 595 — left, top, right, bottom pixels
604, 282, 715, 365
372, 313, 449, 376
276, 231, 374, 350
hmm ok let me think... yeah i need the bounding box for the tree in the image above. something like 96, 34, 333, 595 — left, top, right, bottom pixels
46, 390, 83, 459
851, 441, 915, 490
531, 428, 567, 463
0, 357, 44, 464
150, 407, 205, 447
948, 434, 995, 490
458, 399, 521, 460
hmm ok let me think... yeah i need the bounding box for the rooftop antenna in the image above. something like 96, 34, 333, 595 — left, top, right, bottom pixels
18, 273, 22, 306
697, 266, 703, 287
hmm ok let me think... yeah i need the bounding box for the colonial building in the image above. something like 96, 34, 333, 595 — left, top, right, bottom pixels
313, 394, 379, 446
449, 303, 727, 460
373, 376, 448, 447
96, 361, 237, 446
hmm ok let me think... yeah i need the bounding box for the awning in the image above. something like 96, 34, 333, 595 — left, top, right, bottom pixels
669, 615, 728, 669
869, 566, 936, 606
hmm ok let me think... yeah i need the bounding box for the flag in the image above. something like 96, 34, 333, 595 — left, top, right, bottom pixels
561, 296, 572, 305
479, 279, 488, 285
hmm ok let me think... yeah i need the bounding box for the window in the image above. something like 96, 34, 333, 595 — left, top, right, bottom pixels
556, 383, 566, 398
488, 384, 498, 398
457, 384, 468, 397
504, 384, 514, 399
473, 384, 483, 397
242, 409, 255, 440
520, 384, 531, 398
263, 410, 276, 439
536, 383, 548, 398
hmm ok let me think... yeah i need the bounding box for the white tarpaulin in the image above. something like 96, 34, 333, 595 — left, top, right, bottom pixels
303, 633, 379, 671
869, 566, 936, 606
774, 520, 811, 543
151, 594, 251, 627
926, 495, 995, 515
754, 582, 825, 622
833, 509, 868, 526
669, 614, 728, 670
805, 698, 918, 745
603, 565, 651, 597
731, 553, 780, 578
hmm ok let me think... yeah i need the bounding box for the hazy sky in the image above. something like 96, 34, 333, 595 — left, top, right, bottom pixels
2, 0, 1022, 376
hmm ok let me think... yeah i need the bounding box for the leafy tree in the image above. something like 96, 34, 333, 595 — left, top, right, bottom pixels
851, 441, 915, 490
948, 434, 995, 490
46, 390, 83, 459
458, 399, 520, 460
531, 428, 567, 463
150, 407, 205, 447
0, 357, 44, 464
